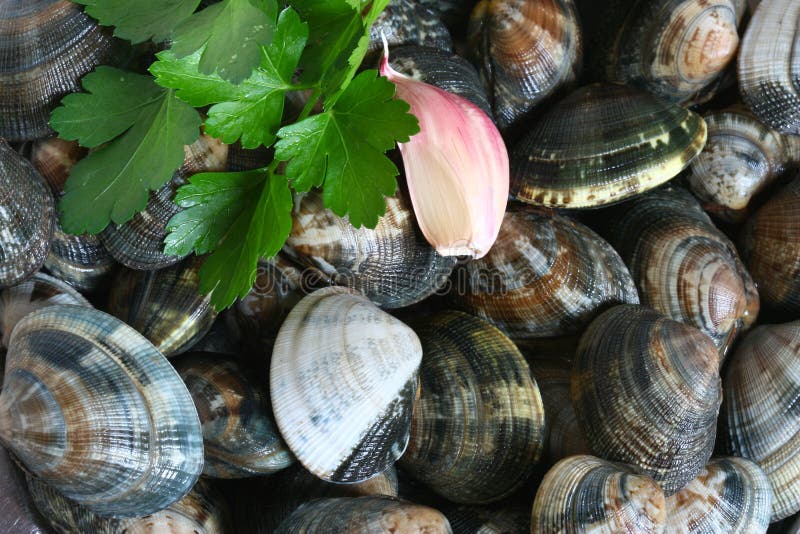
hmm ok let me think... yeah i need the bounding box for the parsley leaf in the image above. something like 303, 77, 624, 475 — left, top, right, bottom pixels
274, 69, 419, 228
151, 7, 307, 148
72, 0, 201, 43
171, 0, 278, 84
50, 67, 201, 234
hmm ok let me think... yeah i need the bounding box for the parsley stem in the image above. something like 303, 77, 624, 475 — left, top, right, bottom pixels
298, 88, 323, 122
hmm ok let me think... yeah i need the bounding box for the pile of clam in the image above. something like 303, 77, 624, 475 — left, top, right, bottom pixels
3, 0, 800, 532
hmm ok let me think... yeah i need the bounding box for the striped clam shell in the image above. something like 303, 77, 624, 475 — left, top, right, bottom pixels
107, 256, 217, 358
275, 496, 452, 534
510, 83, 707, 208
0, 140, 55, 288
270, 287, 422, 483
607, 187, 759, 352
0, 0, 115, 141
452, 209, 639, 339
0, 448, 49, 534
0, 305, 204, 517
572, 305, 722, 495
30, 137, 86, 196
665, 457, 772, 533
738, 0, 800, 134
531, 455, 667, 533
44, 225, 116, 293
284, 191, 455, 309
175, 353, 294, 478
400, 311, 545, 504
368, 0, 453, 54
722, 322, 800, 521
443, 506, 530, 534
467, 0, 582, 130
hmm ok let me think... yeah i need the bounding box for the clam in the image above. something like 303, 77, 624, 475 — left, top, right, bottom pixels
174, 353, 294, 478
444, 506, 530, 534
369, 0, 453, 54
665, 457, 771, 533
107, 256, 217, 358
738, 0, 800, 134
606, 187, 759, 352
531, 455, 667, 533
100, 135, 228, 271
400, 311, 545, 504
467, 0, 582, 130
270, 287, 422, 483
510, 83, 707, 208
284, 191, 456, 309
721, 321, 800, 521
0, 305, 204, 517
415, 0, 475, 31
275, 496, 452, 534
0, 448, 49, 534
0, 0, 115, 141
30, 137, 86, 196
452, 209, 639, 339
0, 140, 56, 288
44, 226, 116, 293
572, 305, 722, 495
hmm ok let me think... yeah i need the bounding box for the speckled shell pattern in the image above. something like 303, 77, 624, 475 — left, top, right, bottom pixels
0, 448, 49, 534
607, 187, 759, 352
107, 256, 217, 358
400, 311, 545, 504
0, 140, 55, 288
531, 455, 667, 533
572, 305, 722, 495
738, 0, 800, 134
0, 0, 115, 141
368, 0, 453, 54
27, 475, 232, 534
453, 210, 639, 339
443, 506, 530, 534
665, 457, 772, 534
100, 135, 228, 271
0, 305, 204, 517
722, 322, 800, 521
175, 353, 294, 478
467, 0, 582, 130
270, 287, 422, 483
510, 83, 707, 208
740, 177, 800, 315
284, 192, 456, 309
274, 496, 453, 534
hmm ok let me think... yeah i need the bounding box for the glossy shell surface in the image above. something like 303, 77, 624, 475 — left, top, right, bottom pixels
369, 0, 453, 54
44, 225, 115, 293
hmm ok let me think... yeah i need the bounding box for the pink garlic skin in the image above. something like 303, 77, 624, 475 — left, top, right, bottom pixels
380, 52, 509, 259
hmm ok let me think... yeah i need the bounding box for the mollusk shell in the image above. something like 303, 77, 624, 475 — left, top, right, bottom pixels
369, 0, 453, 54
30, 137, 86, 196
443, 506, 530, 534
722, 322, 800, 521
0, 0, 115, 141
510, 83, 706, 208
665, 457, 771, 534
400, 311, 545, 504
175, 353, 294, 478
0, 305, 204, 517
572, 305, 722, 495
467, 0, 582, 130
270, 287, 422, 483
531, 455, 667, 533
0, 448, 49, 534
0, 140, 55, 288
452, 209, 639, 339
44, 225, 116, 293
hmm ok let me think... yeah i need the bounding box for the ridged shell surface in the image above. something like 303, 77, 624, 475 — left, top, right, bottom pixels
453, 210, 639, 339
722, 322, 800, 521
175, 353, 294, 478
0, 305, 204, 517
0, 0, 115, 141
44, 225, 115, 293
30, 137, 86, 196
400, 311, 545, 504
531, 455, 667, 533
0, 448, 49, 534
665, 457, 772, 534
0, 140, 55, 288
270, 287, 422, 483
443, 506, 529, 534
572, 305, 722, 495
369, 0, 453, 54
510, 83, 707, 208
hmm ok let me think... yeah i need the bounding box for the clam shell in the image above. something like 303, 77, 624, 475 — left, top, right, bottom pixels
369, 0, 453, 54
0, 140, 55, 288
0, 0, 115, 141
400, 311, 545, 504
270, 287, 422, 483
443, 506, 530, 534
452, 210, 639, 339
0, 305, 204, 517
572, 305, 722, 495
531, 455, 667, 533
510, 83, 707, 208
0, 448, 49, 534
30, 137, 86, 196
44, 225, 116, 293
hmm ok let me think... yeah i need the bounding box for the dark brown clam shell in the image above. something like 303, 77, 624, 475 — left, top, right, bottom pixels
0, 449, 49, 534
368, 0, 453, 54
30, 137, 86, 196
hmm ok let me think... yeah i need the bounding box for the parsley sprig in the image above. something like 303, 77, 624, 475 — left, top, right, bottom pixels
50, 0, 419, 309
